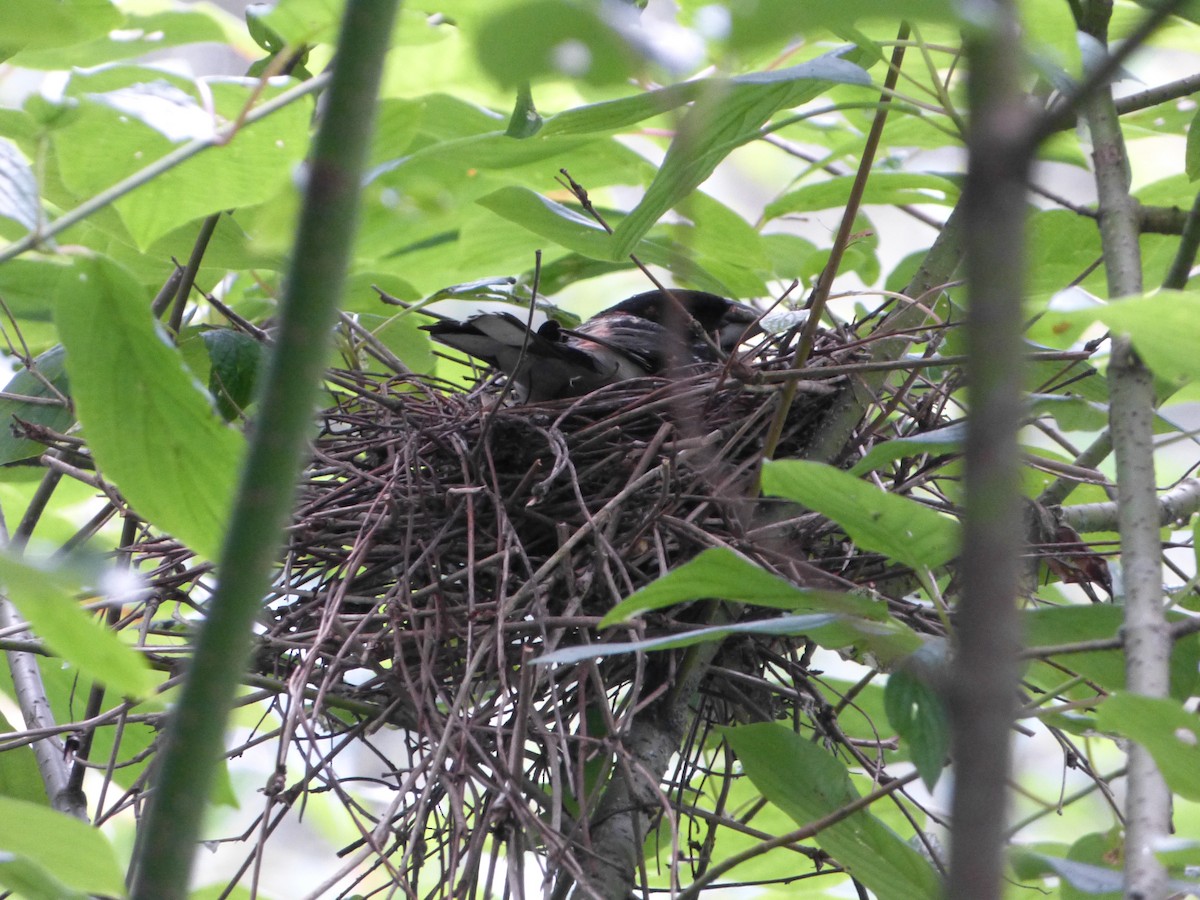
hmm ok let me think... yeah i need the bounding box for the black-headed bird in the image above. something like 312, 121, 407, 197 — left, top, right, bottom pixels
421, 289, 761, 402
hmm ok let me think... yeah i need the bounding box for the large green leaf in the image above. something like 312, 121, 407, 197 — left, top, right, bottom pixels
610, 50, 872, 259
55, 256, 245, 560
725, 723, 941, 899
0, 796, 125, 897
761, 459, 961, 570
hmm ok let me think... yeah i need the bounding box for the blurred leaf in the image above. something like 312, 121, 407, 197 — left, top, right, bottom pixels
253, 0, 344, 46
884, 670, 949, 789
13, 9, 229, 69
1018, 0, 1083, 83
761, 459, 961, 570
0, 796, 125, 897
56, 256, 245, 560
1095, 693, 1200, 801
0, 0, 121, 55
0, 709, 45, 806
0, 345, 73, 466
1025, 605, 1200, 701
0, 551, 155, 698
475, 1, 642, 87
727, 0, 957, 48
1011, 850, 1124, 897
1061, 831, 1123, 900
725, 723, 941, 899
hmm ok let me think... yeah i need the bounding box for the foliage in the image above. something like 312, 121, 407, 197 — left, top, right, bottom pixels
0, 0, 1199, 897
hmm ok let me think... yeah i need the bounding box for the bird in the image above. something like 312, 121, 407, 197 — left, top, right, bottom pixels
421, 289, 761, 402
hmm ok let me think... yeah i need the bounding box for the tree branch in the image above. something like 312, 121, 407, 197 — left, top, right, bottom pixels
125, 3, 399, 897
1081, 4, 1173, 896
946, 5, 1033, 900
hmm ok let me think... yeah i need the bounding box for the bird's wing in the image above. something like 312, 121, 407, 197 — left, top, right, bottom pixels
423, 312, 622, 401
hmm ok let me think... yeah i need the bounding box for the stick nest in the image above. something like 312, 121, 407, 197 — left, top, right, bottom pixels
131, 325, 940, 894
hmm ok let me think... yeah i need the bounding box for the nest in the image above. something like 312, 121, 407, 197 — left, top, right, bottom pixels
130, 323, 946, 895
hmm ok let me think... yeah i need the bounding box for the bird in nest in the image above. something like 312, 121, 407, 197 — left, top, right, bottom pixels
421, 289, 762, 402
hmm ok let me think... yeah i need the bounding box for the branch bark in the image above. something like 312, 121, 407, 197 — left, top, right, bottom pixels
945, 4, 1033, 898
1081, 4, 1172, 897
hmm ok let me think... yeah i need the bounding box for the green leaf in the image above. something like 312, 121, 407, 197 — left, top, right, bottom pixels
0, 709, 45, 806
884, 670, 949, 790
1039, 290, 1200, 385
12, 9, 229, 69
0, 551, 155, 699
1025, 605, 1199, 701
540, 81, 708, 136
254, 0, 344, 46
53, 74, 312, 249
476, 187, 737, 292
1018, 0, 1083, 82
1011, 849, 1124, 897
0, 345, 74, 466
201, 329, 264, 421
610, 50, 873, 259
849, 422, 965, 475
477, 186, 619, 257
541, 610, 919, 666
765, 172, 960, 219
1062, 831, 1123, 900
1095, 693, 1200, 801
0, 858, 89, 900
55, 256, 245, 560
761, 459, 961, 570
725, 723, 941, 899
0, 796, 125, 897
726, 0, 958, 49
600, 547, 885, 627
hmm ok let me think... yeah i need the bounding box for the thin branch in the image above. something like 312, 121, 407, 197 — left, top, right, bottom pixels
1081, 4, 1173, 896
